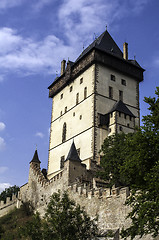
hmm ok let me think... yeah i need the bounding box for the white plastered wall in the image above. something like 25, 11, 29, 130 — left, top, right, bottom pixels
48, 65, 95, 177
95, 64, 140, 158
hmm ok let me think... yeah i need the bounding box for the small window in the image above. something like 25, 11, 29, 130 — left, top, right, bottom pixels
119, 126, 123, 131
119, 90, 123, 101
119, 112, 121, 117
70, 86, 73, 92
111, 74, 115, 81
77, 148, 80, 157
62, 122, 66, 142
60, 93, 63, 99
65, 106, 67, 113
73, 112, 75, 117
127, 123, 130, 127
121, 79, 126, 86
84, 87, 87, 99
60, 156, 65, 169
124, 114, 127, 119
130, 116, 132, 121
76, 93, 79, 104
109, 86, 113, 99
79, 115, 82, 120
80, 78, 83, 84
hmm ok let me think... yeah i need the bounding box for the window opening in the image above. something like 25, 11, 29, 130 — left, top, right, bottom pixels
60, 156, 65, 168
62, 122, 67, 142
111, 74, 115, 81
76, 93, 79, 104
119, 90, 123, 101
121, 79, 126, 86
84, 87, 87, 99
109, 87, 113, 99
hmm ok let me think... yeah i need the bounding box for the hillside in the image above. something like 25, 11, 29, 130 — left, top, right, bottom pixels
0, 204, 33, 240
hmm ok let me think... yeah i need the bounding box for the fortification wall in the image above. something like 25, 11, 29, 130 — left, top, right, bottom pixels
0, 194, 19, 218
1, 160, 158, 239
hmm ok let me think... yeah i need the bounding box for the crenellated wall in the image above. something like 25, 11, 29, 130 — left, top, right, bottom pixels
0, 159, 158, 239
0, 193, 20, 218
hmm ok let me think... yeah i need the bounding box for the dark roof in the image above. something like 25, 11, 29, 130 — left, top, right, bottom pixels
30, 149, 41, 164
76, 30, 123, 62
65, 141, 81, 162
108, 100, 135, 117
68, 60, 74, 67
128, 60, 142, 68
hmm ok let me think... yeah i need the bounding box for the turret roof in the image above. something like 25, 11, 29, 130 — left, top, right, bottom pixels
108, 100, 135, 117
65, 141, 81, 162
30, 149, 41, 164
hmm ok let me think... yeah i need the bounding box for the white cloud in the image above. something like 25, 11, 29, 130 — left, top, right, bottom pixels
154, 57, 159, 67
58, 0, 150, 46
130, 0, 150, 14
32, 0, 52, 11
35, 132, 44, 138
0, 0, 24, 9
0, 137, 6, 150
0, 75, 4, 82
0, 0, 150, 77
0, 183, 11, 193
0, 122, 6, 131
0, 166, 8, 174
0, 27, 75, 75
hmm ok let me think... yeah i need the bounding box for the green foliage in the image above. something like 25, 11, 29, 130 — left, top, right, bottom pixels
20, 191, 98, 240
99, 87, 159, 239
19, 212, 43, 240
0, 185, 19, 203
0, 203, 33, 240
43, 191, 98, 240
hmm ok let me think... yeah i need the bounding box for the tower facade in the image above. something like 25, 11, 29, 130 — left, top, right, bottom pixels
47, 30, 144, 179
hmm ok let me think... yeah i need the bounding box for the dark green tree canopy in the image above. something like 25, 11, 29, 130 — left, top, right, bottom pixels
0, 185, 19, 203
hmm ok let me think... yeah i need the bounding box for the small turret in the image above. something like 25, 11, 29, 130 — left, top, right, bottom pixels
30, 149, 41, 168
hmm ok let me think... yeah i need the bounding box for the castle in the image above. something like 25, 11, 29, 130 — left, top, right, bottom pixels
2, 30, 156, 239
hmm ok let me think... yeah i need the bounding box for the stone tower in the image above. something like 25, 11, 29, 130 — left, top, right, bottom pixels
47, 30, 144, 179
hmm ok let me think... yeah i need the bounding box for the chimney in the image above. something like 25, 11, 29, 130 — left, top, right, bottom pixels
123, 42, 128, 60
61, 59, 66, 75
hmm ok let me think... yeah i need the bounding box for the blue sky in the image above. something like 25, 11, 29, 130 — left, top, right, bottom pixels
0, 0, 158, 192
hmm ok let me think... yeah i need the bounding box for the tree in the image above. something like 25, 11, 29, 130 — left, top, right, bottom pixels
0, 185, 19, 203
99, 87, 159, 239
20, 191, 98, 240
19, 212, 43, 240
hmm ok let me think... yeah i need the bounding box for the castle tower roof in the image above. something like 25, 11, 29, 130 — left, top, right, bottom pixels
30, 149, 41, 164
76, 30, 123, 62
109, 100, 135, 117
65, 141, 81, 162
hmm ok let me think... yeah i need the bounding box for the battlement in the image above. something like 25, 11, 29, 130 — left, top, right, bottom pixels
0, 193, 20, 218
68, 181, 130, 200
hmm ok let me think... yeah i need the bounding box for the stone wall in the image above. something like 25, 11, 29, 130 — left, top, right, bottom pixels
0, 193, 20, 218
1, 159, 159, 239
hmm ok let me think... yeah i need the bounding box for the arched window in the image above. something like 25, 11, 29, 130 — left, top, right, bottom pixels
84, 87, 87, 99
62, 122, 67, 142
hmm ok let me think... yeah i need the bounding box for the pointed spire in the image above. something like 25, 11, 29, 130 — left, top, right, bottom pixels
30, 149, 41, 164
65, 141, 81, 162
